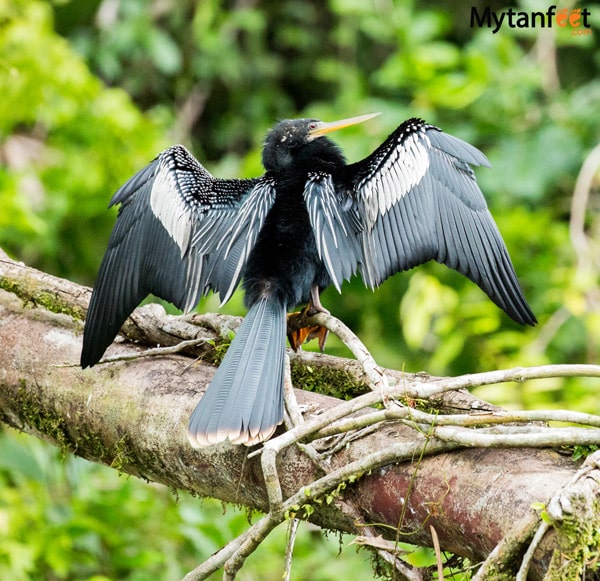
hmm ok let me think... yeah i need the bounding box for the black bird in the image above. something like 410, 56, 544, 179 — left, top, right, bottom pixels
81, 113, 536, 447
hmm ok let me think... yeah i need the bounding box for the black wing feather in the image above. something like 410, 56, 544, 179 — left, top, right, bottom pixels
197, 178, 277, 304
81, 145, 276, 368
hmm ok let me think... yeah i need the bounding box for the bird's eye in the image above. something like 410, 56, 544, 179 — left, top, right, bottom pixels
308, 122, 318, 130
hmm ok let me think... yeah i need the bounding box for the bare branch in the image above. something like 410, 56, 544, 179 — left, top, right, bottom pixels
569, 142, 600, 271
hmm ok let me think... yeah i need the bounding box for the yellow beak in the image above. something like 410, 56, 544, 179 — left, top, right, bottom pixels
308, 112, 381, 140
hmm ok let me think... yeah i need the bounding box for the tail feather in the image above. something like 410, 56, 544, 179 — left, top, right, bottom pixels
187, 297, 286, 447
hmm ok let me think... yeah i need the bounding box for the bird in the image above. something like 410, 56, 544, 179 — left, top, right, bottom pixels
80, 112, 537, 447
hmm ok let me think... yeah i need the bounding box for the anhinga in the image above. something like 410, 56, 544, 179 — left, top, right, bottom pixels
81, 113, 536, 447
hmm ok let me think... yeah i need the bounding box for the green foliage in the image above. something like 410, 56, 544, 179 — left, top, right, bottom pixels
0, 428, 375, 580
1, 0, 600, 577
571, 444, 600, 462
0, 0, 169, 280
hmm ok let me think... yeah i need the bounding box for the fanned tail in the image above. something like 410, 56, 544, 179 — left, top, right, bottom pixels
187, 297, 286, 447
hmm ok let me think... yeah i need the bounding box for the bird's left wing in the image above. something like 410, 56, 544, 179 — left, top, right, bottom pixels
306, 118, 536, 326
81, 145, 276, 367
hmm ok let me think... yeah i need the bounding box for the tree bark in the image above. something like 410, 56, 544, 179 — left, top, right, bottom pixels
0, 251, 597, 579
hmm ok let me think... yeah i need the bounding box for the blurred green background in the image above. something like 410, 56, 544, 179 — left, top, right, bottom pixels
1, 0, 599, 578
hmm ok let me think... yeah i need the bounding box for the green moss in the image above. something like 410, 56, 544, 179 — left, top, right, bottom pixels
208, 338, 232, 366
207, 342, 369, 400
476, 566, 515, 580
570, 444, 600, 461
14, 379, 138, 473
110, 435, 138, 474
0, 275, 86, 321
545, 497, 600, 579
16, 379, 74, 454
290, 361, 369, 400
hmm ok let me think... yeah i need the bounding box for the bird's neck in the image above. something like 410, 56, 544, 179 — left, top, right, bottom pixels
273, 154, 345, 183
302, 141, 346, 173
267, 139, 347, 178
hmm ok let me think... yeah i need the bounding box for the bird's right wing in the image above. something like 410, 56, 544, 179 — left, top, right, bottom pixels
304, 172, 362, 291
81, 145, 276, 367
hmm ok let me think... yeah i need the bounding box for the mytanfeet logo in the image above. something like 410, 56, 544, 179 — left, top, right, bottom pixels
471, 5, 593, 35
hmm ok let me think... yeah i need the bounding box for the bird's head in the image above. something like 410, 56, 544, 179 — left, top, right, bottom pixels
262, 112, 380, 173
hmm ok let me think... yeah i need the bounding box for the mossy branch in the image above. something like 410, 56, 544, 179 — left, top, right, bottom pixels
2, 250, 600, 580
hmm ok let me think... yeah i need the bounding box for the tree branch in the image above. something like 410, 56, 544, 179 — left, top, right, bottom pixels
1, 251, 600, 579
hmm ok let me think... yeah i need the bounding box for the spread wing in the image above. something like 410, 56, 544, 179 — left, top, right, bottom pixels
81, 145, 276, 367
305, 118, 536, 326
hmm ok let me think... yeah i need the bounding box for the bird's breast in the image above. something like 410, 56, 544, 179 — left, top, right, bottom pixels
241, 179, 329, 308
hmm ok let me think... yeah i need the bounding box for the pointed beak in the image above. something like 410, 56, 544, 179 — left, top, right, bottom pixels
308, 112, 381, 140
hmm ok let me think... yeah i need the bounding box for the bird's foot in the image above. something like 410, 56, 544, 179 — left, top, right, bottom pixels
288, 322, 329, 352
307, 286, 329, 317
287, 306, 329, 352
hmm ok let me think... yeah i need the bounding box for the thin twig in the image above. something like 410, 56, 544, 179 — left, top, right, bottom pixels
515, 521, 550, 581
316, 403, 600, 440
569, 142, 600, 270
283, 518, 299, 581
181, 514, 278, 581
223, 514, 280, 580
61, 337, 211, 367
351, 529, 422, 581
282, 354, 304, 428
433, 425, 600, 449
413, 364, 600, 399
430, 525, 445, 581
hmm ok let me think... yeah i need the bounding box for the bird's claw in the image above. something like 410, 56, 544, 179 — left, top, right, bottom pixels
287, 308, 329, 352
288, 324, 329, 352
